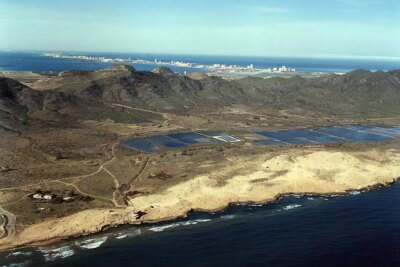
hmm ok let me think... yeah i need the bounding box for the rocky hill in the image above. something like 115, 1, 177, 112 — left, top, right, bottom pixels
3, 66, 400, 126
0, 75, 160, 131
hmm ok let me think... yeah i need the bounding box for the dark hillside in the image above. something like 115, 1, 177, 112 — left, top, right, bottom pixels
5, 66, 400, 122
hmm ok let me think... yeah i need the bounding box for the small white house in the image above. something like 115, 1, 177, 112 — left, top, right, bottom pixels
43, 194, 53, 200
32, 193, 43, 200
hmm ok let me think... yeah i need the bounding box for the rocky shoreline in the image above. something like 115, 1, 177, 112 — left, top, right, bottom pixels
2, 179, 398, 253
1, 149, 399, 252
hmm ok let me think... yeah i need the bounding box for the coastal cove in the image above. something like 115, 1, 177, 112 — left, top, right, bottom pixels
1, 181, 399, 267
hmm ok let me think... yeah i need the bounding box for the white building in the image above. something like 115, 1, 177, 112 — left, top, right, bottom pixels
43, 194, 53, 200
33, 193, 43, 200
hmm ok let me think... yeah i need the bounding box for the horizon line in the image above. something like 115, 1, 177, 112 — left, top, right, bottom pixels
1, 49, 400, 61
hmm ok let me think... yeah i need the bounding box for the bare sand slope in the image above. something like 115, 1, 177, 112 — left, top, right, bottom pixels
1, 148, 400, 250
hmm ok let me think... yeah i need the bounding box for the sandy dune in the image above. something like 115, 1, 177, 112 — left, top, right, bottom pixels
1, 148, 399, 250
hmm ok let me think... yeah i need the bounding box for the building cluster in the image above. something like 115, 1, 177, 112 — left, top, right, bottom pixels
32, 192, 54, 200
211, 63, 247, 70
44, 53, 297, 74
210, 63, 295, 73
265, 66, 296, 73
153, 59, 195, 68
48, 53, 109, 62
31, 192, 73, 202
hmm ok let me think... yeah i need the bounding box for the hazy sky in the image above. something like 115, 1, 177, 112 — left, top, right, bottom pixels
1, 0, 399, 58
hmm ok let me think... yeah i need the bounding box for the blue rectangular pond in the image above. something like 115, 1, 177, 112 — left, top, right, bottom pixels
303, 135, 344, 144
168, 133, 218, 144
148, 135, 188, 148
254, 139, 288, 146
316, 126, 392, 142
201, 132, 241, 142
344, 125, 400, 138
257, 129, 325, 139
123, 125, 399, 153
122, 138, 159, 153
369, 127, 400, 136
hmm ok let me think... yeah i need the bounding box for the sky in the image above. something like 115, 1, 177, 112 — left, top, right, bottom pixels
0, 0, 399, 58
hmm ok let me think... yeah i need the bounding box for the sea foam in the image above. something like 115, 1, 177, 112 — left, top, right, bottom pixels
181, 219, 211, 226
6, 251, 32, 258
148, 224, 179, 232
38, 245, 75, 262
220, 214, 236, 220
78, 236, 108, 250
4, 261, 31, 267
249, 204, 263, 207
149, 219, 211, 232
283, 204, 301, 210
116, 229, 142, 239
116, 234, 127, 240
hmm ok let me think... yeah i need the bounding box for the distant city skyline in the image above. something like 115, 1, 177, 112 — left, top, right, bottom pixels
0, 0, 399, 59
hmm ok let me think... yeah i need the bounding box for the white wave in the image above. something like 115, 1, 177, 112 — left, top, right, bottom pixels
249, 204, 263, 207
283, 204, 301, 210
307, 197, 315, 200
38, 245, 75, 262
220, 214, 236, 220
149, 219, 211, 232
78, 236, 108, 250
4, 261, 31, 267
6, 251, 32, 258
349, 191, 361, 195
181, 219, 211, 226
115, 229, 142, 239
130, 229, 142, 236
148, 223, 179, 232
116, 234, 127, 239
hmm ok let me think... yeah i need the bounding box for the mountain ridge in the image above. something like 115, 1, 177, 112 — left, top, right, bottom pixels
2, 66, 400, 126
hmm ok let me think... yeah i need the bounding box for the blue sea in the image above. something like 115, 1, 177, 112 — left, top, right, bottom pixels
1, 182, 399, 267
0, 51, 399, 73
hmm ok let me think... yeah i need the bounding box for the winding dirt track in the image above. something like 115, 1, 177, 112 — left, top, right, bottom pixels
0, 206, 16, 240
110, 103, 185, 129
132, 158, 150, 184
0, 141, 127, 240
0, 105, 185, 240
0, 142, 119, 192
0, 105, 197, 239
110, 103, 172, 121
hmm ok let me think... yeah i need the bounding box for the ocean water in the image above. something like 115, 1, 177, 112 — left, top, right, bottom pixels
1, 182, 399, 267
0, 51, 399, 73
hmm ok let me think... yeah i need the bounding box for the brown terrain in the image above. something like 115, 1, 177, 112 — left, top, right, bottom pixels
0, 65, 399, 250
